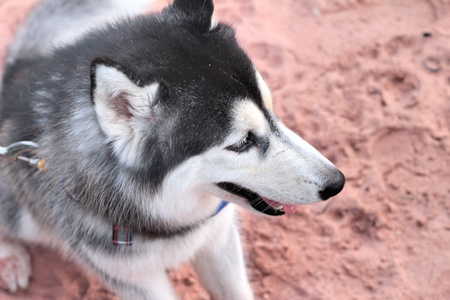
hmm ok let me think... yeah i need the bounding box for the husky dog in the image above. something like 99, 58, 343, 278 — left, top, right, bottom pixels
0, 0, 345, 299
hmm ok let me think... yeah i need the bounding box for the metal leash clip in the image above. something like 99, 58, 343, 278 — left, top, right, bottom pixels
0, 141, 48, 172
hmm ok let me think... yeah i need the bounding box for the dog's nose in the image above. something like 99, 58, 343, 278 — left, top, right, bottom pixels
319, 169, 345, 200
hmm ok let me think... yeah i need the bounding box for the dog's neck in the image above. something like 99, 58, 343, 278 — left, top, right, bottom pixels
61, 177, 228, 245
113, 200, 228, 246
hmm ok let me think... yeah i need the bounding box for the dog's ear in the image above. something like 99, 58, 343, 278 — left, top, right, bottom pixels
171, 0, 214, 32
90, 58, 160, 165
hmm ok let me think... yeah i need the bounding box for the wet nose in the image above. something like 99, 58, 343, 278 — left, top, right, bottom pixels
319, 169, 345, 200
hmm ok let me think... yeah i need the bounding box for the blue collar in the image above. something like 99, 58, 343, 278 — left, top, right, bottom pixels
211, 200, 229, 217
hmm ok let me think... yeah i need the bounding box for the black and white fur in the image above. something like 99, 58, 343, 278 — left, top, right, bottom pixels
0, 0, 345, 299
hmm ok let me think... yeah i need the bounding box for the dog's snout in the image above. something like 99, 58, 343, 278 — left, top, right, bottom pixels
319, 169, 345, 200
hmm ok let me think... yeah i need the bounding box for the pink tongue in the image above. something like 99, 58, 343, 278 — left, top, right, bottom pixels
263, 199, 299, 215
283, 204, 299, 214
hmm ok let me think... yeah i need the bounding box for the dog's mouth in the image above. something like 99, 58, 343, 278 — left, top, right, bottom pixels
216, 182, 299, 216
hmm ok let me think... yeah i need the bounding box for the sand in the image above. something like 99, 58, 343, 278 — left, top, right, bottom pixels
1, 0, 449, 299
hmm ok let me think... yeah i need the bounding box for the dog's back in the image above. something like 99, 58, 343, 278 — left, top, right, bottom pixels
6, 0, 152, 65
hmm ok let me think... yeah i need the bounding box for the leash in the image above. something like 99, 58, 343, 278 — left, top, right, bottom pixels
0, 141, 47, 172
1, 141, 229, 247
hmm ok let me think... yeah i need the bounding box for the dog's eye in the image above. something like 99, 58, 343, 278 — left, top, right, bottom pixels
227, 132, 255, 153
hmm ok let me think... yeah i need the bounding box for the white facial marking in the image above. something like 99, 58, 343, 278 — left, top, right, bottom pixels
118, 97, 341, 222
231, 100, 267, 137
175, 99, 342, 213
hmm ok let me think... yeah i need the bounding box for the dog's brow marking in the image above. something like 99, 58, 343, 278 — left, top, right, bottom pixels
255, 69, 273, 112
233, 101, 266, 133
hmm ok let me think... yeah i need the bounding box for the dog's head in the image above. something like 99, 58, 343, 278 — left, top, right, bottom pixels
90, 0, 344, 218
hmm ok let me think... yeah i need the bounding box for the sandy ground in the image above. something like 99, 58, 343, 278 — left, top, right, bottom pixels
1, 0, 450, 299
